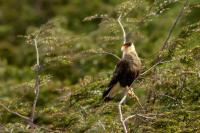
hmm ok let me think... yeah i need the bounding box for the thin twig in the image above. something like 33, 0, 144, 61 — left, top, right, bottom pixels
34, 38, 40, 66
98, 51, 121, 60
140, 59, 174, 76
159, 94, 177, 101
124, 115, 136, 122
0, 103, 30, 121
118, 94, 128, 133
30, 37, 40, 123
118, 14, 126, 44
124, 113, 156, 123
98, 120, 106, 131
0, 104, 53, 132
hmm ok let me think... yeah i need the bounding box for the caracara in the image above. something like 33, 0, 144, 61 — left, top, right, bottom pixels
103, 42, 141, 100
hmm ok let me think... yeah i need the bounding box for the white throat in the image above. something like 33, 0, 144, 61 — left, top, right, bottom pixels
122, 43, 138, 58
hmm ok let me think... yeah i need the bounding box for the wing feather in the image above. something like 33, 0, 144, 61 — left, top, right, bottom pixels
102, 60, 128, 99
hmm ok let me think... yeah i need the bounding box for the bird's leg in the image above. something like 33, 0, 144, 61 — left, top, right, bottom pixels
127, 87, 143, 109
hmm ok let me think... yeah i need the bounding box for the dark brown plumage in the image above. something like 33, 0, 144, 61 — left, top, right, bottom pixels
103, 42, 141, 100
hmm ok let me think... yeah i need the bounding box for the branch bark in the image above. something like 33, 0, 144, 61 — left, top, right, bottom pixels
118, 14, 126, 44
117, 14, 130, 133
0, 103, 30, 121
118, 94, 128, 133
0, 34, 41, 128
30, 37, 41, 123
98, 50, 121, 60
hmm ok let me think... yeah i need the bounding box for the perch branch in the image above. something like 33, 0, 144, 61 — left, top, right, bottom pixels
118, 94, 128, 133
30, 36, 40, 123
117, 13, 130, 133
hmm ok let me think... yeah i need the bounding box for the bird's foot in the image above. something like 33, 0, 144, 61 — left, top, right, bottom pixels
128, 89, 143, 109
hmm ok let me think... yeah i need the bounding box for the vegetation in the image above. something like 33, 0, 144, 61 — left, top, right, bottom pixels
0, 0, 200, 132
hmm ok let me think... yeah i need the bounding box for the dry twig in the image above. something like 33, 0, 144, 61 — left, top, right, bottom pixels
30, 36, 41, 123
0, 103, 30, 121
118, 14, 126, 44
153, 0, 189, 66
149, 0, 189, 103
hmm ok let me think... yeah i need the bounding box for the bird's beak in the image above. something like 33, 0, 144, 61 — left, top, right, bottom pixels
121, 45, 125, 52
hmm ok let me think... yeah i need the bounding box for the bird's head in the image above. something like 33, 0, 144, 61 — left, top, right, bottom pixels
121, 42, 136, 53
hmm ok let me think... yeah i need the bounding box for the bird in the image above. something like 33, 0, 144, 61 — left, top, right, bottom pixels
103, 42, 141, 101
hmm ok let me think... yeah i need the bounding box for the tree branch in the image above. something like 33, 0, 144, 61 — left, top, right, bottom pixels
30, 36, 41, 123
155, 0, 189, 63
117, 13, 129, 133
124, 113, 156, 123
118, 14, 127, 44
0, 103, 30, 121
118, 94, 128, 133
98, 50, 121, 60
140, 59, 174, 76
149, 0, 189, 104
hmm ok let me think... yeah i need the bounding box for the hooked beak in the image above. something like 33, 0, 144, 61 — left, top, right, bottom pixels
121, 42, 132, 51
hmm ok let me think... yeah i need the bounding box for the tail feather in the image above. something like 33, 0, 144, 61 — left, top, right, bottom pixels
102, 86, 112, 100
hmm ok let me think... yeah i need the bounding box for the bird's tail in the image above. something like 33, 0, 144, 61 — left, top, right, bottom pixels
102, 86, 112, 101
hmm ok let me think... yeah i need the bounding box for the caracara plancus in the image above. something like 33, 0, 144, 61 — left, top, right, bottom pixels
103, 42, 141, 100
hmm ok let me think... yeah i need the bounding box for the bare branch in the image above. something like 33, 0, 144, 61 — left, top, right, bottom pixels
155, 0, 189, 63
34, 38, 40, 66
98, 120, 106, 131
118, 94, 128, 133
98, 51, 121, 60
117, 13, 129, 133
0, 103, 30, 121
124, 115, 136, 123
140, 59, 174, 76
118, 14, 126, 44
124, 113, 156, 123
30, 36, 41, 123
149, 0, 189, 103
